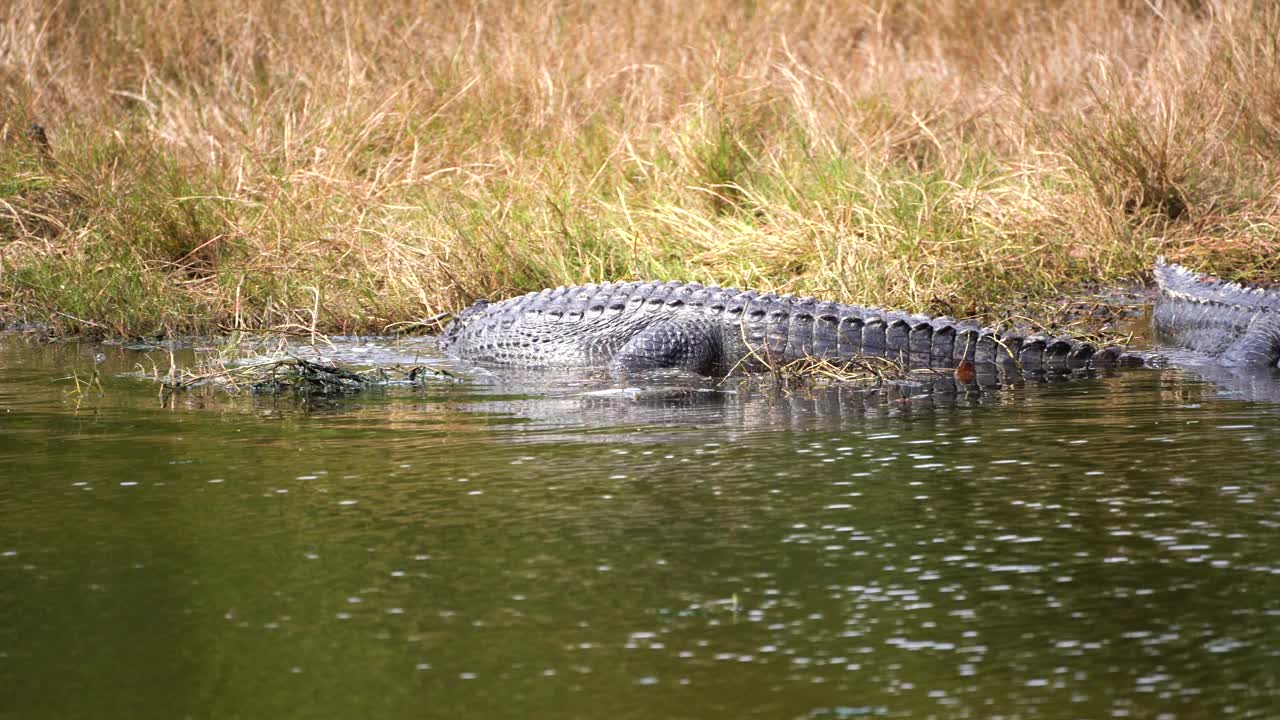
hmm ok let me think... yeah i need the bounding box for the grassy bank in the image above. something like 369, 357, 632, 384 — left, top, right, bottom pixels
2, 0, 1279, 338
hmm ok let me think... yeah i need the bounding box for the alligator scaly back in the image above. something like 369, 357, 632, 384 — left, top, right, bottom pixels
440, 279, 1129, 375
440, 260, 1280, 376
1153, 258, 1280, 368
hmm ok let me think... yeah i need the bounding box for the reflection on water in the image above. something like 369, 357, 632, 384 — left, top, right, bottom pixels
1, 335, 1279, 719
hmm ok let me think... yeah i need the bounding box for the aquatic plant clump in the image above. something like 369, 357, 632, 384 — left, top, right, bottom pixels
151, 355, 454, 396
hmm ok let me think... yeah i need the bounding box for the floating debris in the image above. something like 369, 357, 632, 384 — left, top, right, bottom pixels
151, 356, 455, 396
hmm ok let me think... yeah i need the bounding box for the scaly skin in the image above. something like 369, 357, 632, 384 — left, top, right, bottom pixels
439, 261, 1279, 376
1152, 259, 1280, 367
441, 282, 1123, 375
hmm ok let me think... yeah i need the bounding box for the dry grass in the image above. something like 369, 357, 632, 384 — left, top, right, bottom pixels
2, 0, 1279, 337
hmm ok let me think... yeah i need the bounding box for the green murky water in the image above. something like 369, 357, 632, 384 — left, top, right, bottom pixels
2, 335, 1279, 719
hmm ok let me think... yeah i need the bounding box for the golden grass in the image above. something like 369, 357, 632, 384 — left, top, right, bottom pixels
2, 0, 1279, 337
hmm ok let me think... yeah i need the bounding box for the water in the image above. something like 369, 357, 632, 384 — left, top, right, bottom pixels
2, 335, 1279, 719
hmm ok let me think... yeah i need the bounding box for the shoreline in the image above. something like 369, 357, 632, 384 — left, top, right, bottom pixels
1, 279, 1154, 352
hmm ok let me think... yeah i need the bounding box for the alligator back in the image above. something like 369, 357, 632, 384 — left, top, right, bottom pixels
440, 278, 1117, 374
439, 281, 736, 368
1153, 259, 1280, 365
441, 263, 1280, 374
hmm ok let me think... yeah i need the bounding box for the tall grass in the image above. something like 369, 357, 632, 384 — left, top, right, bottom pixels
2, 0, 1278, 336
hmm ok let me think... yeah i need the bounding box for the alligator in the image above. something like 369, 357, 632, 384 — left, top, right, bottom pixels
439, 259, 1280, 376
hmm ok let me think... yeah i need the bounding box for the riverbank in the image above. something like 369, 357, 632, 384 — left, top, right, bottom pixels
3, 0, 1278, 339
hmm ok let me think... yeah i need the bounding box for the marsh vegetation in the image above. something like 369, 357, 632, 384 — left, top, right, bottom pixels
2, 0, 1278, 337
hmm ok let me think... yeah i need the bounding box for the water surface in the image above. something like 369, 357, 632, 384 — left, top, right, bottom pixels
2, 336, 1278, 718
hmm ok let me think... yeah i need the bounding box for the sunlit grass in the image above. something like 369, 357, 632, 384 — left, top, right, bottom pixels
2, 0, 1278, 337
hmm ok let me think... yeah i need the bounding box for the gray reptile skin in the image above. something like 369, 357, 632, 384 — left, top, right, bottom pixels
1152, 260, 1280, 368
440, 260, 1280, 375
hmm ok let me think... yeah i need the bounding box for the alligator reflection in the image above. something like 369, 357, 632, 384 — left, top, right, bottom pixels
1147, 362, 1280, 404
441, 364, 1280, 443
